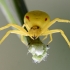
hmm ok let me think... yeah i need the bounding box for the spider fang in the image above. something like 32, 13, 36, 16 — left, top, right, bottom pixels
32, 35, 37, 40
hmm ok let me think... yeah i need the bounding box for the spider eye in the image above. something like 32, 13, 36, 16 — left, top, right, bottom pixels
45, 18, 47, 21
32, 36, 36, 40
37, 26, 39, 29
26, 16, 29, 20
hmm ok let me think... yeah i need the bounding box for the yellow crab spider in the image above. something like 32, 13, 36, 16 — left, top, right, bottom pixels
0, 10, 70, 48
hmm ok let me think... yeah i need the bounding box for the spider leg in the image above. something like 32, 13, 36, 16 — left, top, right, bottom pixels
47, 34, 52, 45
0, 23, 28, 35
43, 34, 52, 46
42, 18, 70, 33
43, 29, 70, 48
0, 30, 23, 44
47, 18, 70, 28
0, 30, 24, 44
42, 35, 48, 40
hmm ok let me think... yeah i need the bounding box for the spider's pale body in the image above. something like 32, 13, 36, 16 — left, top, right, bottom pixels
23, 11, 50, 40
0, 10, 70, 48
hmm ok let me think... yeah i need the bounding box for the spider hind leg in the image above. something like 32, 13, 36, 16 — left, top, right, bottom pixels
0, 30, 24, 44
47, 29, 70, 48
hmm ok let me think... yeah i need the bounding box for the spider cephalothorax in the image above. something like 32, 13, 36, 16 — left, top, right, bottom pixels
24, 10, 50, 40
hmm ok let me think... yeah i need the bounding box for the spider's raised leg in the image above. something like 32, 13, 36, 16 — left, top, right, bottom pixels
43, 29, 70, 48
0, 30, 25, 44
0, 23, 28, 35
47, 18, 70, 28
42, 18, 70, 33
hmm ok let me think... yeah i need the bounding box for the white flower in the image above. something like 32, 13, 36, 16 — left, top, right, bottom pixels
28, 44, 49, 63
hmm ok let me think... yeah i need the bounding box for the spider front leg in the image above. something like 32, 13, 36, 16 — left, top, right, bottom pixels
42, 18, 70, 33
47, 18, 70, 28
0, 23, 28, 35
43, 29, 70, 48
0, 30, 24, 44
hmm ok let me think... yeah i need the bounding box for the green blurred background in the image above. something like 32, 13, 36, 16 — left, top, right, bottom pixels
0, 0, 70, 70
